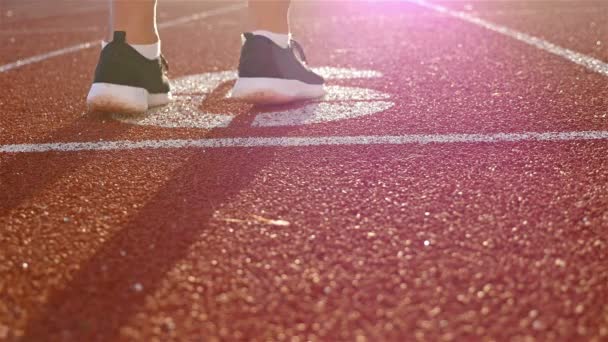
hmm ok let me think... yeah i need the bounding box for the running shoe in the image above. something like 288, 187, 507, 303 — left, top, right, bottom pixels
86, 31, 171, 114
231, 32, 325, 104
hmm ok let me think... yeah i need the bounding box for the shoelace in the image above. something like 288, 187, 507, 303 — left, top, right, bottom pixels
160, 55, 169, 72
289, 39, 307, 64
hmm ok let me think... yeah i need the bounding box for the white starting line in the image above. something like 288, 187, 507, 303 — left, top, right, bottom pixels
2, 131, 608, 154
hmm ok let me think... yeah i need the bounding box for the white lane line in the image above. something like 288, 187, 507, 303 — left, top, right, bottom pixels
406, 0, 608, 77
0, 27, 101, 35
156, 4, 243, 29
0, 41, 99, 73
1, 2, 105, 22
2, 131, 608, 153
0, 3, 245, 74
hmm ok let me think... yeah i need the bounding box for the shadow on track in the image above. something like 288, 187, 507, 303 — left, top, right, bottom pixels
20, 101, 307, 340
0, 113, 132, 218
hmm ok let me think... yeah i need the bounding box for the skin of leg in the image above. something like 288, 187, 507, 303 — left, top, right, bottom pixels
248, 0, 291, 34
110, 0, 159, 44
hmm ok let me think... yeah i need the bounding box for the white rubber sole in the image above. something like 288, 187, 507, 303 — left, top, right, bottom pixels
230, 77, 325, 104
86, 83, 171, 114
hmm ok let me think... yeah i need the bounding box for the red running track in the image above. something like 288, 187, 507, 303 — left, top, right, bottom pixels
1, 1, 607, 340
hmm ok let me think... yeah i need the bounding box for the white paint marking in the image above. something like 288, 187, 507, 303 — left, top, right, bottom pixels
2, 131, 608, 154
156, 4, 244, 29
0, 3, 246, 74
112, 67, 394, 129
252, 100, 394, 127
1, 2, 105, 22
0, 41, 99, 73
0, 27, 101, 35
407, 0, 608, 77
478, 6, 608, 17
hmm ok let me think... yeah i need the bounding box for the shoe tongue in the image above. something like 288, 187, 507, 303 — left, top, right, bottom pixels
113, 31, 127, 43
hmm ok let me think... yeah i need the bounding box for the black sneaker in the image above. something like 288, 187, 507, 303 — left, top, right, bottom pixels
86, 31, 171, 114
231, 32, 325, 104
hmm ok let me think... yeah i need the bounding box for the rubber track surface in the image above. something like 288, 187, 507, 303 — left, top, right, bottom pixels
1, 1, 607, 341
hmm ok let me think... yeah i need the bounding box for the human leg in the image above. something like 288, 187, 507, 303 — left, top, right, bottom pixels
87, 0, 170, 114
231, 0, 325, 104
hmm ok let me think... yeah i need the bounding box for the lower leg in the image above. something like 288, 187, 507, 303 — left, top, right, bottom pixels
248, 0, 291, 34
110, 0, 159, 44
